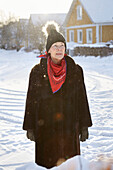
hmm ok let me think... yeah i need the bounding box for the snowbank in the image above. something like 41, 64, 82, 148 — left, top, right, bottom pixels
16, 155, 113, 170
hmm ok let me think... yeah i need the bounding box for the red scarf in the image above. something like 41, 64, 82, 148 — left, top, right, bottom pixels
47, 56, 66, 93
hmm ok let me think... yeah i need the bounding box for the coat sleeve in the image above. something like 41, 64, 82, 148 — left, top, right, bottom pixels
77, 65, 92, 130
23, 66, 40, 131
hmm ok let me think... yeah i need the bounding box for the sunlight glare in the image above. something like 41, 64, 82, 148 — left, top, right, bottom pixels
0, 0, 72, 19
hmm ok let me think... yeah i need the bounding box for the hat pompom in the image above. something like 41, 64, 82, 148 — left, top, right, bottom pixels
46, 24, 56, 35
43, 21, 59, 37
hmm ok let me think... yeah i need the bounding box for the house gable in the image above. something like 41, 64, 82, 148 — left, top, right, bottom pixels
65, 0, 113, 27
65, 0, 113, 44
64, 0, 93, 27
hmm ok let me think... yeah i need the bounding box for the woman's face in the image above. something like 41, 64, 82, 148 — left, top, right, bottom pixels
48, 42, 65, 64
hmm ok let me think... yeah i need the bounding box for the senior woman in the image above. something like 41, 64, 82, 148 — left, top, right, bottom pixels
23, 21, 92, 168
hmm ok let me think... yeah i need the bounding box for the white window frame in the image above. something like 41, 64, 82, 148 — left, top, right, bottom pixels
69, 30, 74, 42
77, 29, 83, 43
86, 28, 92, 43
77, 5, 82, 20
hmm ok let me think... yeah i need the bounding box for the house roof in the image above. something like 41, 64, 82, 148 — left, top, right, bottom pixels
30, 13, 66, 26
64, 0, 113, 26
80, 0, 113, 23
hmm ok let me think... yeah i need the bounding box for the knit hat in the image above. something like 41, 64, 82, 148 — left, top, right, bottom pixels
43, 21, 66, 52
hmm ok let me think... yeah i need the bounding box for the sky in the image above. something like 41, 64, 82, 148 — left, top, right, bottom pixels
0, 0, 73, 20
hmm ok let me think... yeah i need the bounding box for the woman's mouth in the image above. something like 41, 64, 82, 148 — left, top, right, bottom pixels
56, 53, 62, 55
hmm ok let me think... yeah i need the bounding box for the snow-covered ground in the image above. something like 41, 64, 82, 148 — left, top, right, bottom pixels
0, 49, 113, 170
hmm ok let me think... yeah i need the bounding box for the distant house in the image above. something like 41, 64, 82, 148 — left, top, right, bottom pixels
29, 13, 66, 26
64, 0, 113, 44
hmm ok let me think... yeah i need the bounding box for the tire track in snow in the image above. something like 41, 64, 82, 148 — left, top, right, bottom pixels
0, 89, 26, 97
81, 71, 113, 160
0, 50, 37, 167
0, 88, 26, 124
0, 87, 33, 159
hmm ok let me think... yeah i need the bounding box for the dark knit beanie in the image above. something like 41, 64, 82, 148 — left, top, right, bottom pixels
45, 22, 66, 52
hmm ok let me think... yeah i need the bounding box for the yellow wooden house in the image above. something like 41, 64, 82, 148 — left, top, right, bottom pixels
64, 0, 113, 44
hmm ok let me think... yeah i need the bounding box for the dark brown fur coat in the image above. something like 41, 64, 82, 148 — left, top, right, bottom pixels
23, 55, 92, 168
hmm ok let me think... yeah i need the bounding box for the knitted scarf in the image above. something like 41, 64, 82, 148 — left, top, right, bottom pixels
47, 56, 66, 93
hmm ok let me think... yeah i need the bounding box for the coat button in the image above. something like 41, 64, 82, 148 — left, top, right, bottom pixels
43, 74, 46, 78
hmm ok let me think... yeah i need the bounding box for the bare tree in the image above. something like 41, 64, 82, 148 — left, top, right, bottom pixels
1, 13, 18, 49
0, 10, 7, 26
0, 12, 65, 52
16, 19, 28, 50
27, 20, 46, 53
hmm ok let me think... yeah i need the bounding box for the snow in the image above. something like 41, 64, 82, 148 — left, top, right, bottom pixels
66, 42, 108, 50
0, 49, 113, 169
80, 0, 113, 23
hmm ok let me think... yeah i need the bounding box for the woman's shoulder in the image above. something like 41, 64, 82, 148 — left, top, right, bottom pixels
65, 55, 83, 72
30, 57, 47, 75
31, 64, 40, 72
65, 55, 75, 64
29, 63, 41, 78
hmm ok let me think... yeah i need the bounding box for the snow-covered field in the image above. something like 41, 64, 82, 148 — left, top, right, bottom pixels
0, 49, 113, 170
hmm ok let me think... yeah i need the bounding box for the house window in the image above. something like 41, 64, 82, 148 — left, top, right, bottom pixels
77, 30, 83, 43
86, 29, 92, 43
77, 5, 82, 20
69, 30, 74, 42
